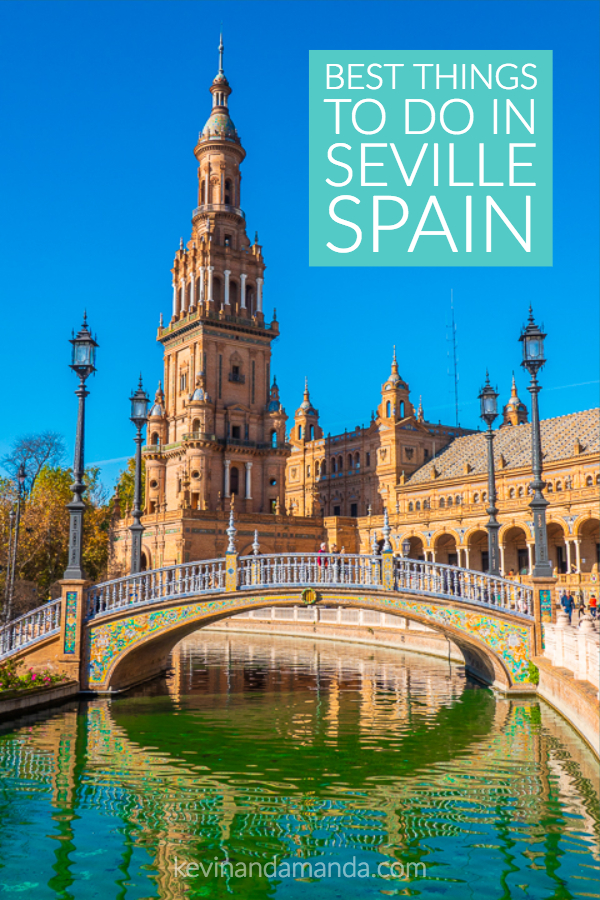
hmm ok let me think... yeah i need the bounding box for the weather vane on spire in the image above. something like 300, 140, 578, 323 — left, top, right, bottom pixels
218, 29, 224, 75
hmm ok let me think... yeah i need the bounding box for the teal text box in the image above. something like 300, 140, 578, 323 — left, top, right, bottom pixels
309, 50, 552, 267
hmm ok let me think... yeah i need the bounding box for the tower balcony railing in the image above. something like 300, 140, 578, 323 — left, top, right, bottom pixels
183, 432, 217, 443
228, 372, 246, 384
192, 203, 245, 220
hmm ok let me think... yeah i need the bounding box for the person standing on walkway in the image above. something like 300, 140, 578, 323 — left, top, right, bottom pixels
589, 594, 597, 619
561, 592, 575, 623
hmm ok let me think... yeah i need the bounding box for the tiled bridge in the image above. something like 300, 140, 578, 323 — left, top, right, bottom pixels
0, 534, 552, 692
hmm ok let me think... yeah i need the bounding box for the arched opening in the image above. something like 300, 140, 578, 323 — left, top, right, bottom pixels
229, 280, 238, 312
399, 400, 405, 418
386, 400, 391, 417
502, 526, 529, 577
408, 501, 414, 512
435, 533, 458, 567
415, 500, 421, 511
309, 425, 315, 440
224, 178, 232, 204
586, 475, 593, 487
355, 452, 360, 469
213, 276, 222, 310
347, 454, 353, 469
192, 419, 200, 434
230, 466, 240, 495
271, 430, 277, 448
150, 431, 160, 447
467, 530, 490, 572
579, 518, 600, 573
246, 286, 254, 314
298, 425, 303, 440
140, 552, 148, 572
447, 496, 453, 508
547, 522, 567, 574
404, 535, 425, 560
509, 488, 516, 499
338, 455, 343, 471
315, 460, 320, 478
439, 497, 446, 509
321, 459, 327, 476
331, 458, 336, 474
201, 180, 206, 203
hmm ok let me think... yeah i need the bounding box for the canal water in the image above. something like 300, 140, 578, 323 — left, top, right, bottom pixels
0, 632, 598, 899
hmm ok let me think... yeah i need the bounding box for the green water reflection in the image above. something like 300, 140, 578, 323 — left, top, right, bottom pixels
0, 632, 598, 899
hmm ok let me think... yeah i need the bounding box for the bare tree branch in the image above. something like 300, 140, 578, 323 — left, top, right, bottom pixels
1, 432, 66, 492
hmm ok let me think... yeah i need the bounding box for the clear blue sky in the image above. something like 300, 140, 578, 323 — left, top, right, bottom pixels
0, 0, 597, 490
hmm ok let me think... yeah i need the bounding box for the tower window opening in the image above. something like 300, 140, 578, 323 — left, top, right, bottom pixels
150, 432, 160, 447
192, 419, 200, 434
309, 424, 315, 440
331, 458, 336, 474
439, 497, 446, 508
399, 400, 405, 418
230, 466, 239, 495
298, 425, 303, 440
321, 460, 327, 475
225, 180, 232, 204
271, 430, 277, 448
366, 452, 370, 467
224, 233, 232, 246
386, 401, 391, 417
447, 496, 453, 507
231, 425, 241, 440
416, 501, 421, 511
338, 455, 343, 471
355, 452, 360, 469
348, 454, 353, 469
201, 180, 206, 203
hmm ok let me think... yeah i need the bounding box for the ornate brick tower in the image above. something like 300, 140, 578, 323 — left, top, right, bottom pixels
107, 38, 328, 572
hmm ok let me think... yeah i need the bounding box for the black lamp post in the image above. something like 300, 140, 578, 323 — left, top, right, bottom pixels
64, 314, 98, 580
478, 374, 501, 576
129, 377, 149, 575
401, 538, 411, 558
4, 464, 26, 623
520, 307, 553, 578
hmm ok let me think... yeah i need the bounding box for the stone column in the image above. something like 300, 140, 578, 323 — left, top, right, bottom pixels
256, 277, 263, 313
245, 461, 253, 499
180, 277, 186, 313
464, 546, 470, 570
58, 578, 88, 685
207, 266, 214, 304
190, 274, 195, 309
224, 459, 231, 497
224, 269, 231, 310
499, 544, 505, 576
199, 267, 205, 304
240, 273, 247, 309
574, 539, 582, 573
565, 540, 572, 573
172, 281, 178, 318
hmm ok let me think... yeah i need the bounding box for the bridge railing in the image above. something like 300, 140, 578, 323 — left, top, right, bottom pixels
237, 553, 533, 617
85, 558, 226, 619
0, 599, 62, 659
238, 553, 381, 590
393, 557, 533, 616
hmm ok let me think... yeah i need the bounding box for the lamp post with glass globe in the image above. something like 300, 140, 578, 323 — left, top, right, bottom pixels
520, 307, 553, 578
64, 315, 98, 580
129, 378, 150, 575
478, 374, 501, 576
401, 538, 411, 559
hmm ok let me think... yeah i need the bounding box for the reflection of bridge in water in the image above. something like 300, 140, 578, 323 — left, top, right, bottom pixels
0, 635, 598, 899
0, 546, 541, 693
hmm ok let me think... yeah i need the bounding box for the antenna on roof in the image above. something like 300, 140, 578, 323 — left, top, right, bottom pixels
446, 289, 460, 427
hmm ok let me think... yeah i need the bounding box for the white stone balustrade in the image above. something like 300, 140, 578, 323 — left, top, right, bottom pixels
543, 613, 600, 690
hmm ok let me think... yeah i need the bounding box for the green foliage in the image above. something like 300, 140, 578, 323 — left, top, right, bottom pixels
0, 658, 68, 692
527, 661, 540, 685
113, 457, 145, 514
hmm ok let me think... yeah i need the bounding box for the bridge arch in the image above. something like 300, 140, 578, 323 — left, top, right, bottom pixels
85, 588, 532, 695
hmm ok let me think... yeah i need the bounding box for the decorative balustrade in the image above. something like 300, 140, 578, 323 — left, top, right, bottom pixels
0, 600, 61, 659
543, 616, 600, 689
0, 552, 535, 661
85, 559, 226, 619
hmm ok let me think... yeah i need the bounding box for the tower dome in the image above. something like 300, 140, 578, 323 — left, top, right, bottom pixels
199, 34, 240, 144
502, 374, 528, 426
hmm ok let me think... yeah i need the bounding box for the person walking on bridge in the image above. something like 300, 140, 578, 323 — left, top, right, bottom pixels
560, 592, 575, 623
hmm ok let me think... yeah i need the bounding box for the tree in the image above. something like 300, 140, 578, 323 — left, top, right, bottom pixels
0, 463, 112, 615
2, 432, 66, 493
114, 457, 145, 514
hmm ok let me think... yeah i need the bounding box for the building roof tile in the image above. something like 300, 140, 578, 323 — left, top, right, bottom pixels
406, 408, 600, 486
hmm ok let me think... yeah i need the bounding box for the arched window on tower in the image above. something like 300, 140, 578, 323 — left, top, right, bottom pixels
201, 180, 206, 204
229, 280, 238, 312
298, 425, 303, 440
416, 500, 421, 511
309, 425, 315, 440
246, 286, 254, 314
271, 430, 277, 448
230, 466, 239, 495
225, 179, 232, 205
213, 276, 222, 310
399, 400, 405, 418
386, 401, 391, 417
151, 432, 160, 447
338, 455, 343, 471
331, 458, 336, 474
355, 452, 360, 469
192, 419, 200, 435
408, 502, 414, 512
321, 459, 327, 476
348, 454, 353, 470
439, 497, 446, 508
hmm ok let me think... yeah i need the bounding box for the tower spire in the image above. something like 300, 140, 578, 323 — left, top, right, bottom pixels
218, 30, 224, 76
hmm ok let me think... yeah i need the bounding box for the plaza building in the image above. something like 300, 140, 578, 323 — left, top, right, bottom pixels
110, 39, 600, 596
